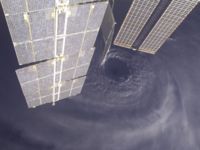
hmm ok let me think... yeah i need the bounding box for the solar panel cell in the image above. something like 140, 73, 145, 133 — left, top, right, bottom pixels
64, 33, 83, 55
15, 42, 35, 65
37, 60, 54, 77
1, 0, 26, 15
78, 48, 94, 65
74, 64, 89, 78
28, 0, 55, 11
33, 38, 55, 61
27, 99, 41, 108
59, 90, 70, 100
29, 9, 55, 40
70, 87, 82, 96
39, 76, 54, 96
62, 53, 79, 70
41, 95, 53, 104
87, 2, 108, 30
61, 80, 73, 92
21, 81, 40, 100
6, 14, 30, 43
61, 68, 75, 81
72, 76, 86, 88
67, 4, 90, 34
81, 31, 98, 52
16, 66, 38, 83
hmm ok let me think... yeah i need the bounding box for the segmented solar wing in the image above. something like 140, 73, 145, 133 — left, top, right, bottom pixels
16, 60, 87, 107
113, 0, 160, 49
1, 0, 109, 108
2, 0, 107, 65
138, 0, 199, 54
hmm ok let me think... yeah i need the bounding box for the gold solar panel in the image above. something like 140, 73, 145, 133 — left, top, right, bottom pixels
139, 0, 199, 54
114, 0, 160, 49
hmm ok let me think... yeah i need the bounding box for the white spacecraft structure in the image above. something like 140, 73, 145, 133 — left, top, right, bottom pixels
0, 0, 199, 108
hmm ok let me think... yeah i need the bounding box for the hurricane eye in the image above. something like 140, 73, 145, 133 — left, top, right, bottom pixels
104, 58, 130, 82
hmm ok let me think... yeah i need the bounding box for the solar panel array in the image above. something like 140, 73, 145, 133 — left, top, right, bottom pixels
138, 0, 199, 54
114, 0, 199, 54
16, 55, 90, 107
1, 0, 108, 108
2, 0, 108, 65
113, 0, 160, 49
